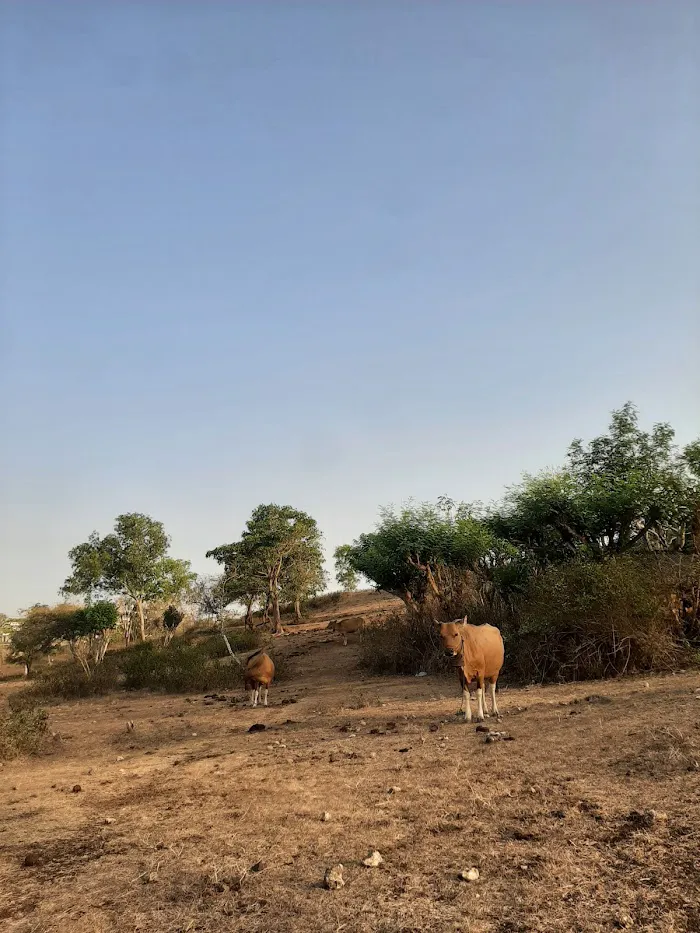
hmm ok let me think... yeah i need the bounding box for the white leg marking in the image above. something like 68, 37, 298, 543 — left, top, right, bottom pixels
252, 687, 259, 708
343, 636, 348, 646
464, 690, 472, 723
476, 687, 485, 721
262, 687, 269, 707
489, 682, 499, 717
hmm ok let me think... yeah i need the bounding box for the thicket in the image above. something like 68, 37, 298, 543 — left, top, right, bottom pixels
352, 405, 700, 682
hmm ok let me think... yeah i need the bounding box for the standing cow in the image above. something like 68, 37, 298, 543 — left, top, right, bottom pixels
328, 616, 367, 646
244, 649, 275, 708
434, 617, 504, 722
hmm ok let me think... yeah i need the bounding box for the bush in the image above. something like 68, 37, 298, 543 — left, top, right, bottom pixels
118, 642, 242, 692
0, 705, 49, 758
358, 556, 700, 684
8, 661, 120, 710
500, 556, 695, 683
359, 610, 452, 677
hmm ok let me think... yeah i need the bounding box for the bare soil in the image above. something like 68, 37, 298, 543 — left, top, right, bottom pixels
1, 624, 700, 933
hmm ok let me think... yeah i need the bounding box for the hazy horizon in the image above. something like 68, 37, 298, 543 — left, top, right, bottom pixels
2, 2, 698, 616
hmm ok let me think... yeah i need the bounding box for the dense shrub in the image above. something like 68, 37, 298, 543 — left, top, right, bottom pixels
0, 705, 49, 758
8, 661, 120, 710
118, 642, 242, 692
500, 556, 697, 682
359, 611, 451, 677
359, 556, 699, 684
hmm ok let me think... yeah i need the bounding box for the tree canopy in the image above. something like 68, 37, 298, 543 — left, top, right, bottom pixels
63, 513, 195, 640
207, 503, 325, 632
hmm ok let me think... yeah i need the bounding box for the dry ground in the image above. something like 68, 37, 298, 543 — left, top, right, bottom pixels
1, 626, 700, 933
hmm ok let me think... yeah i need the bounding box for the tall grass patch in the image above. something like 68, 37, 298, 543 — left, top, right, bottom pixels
0, 705, 49, 758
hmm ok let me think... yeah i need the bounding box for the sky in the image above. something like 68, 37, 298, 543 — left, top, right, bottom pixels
1, 2, 698, 616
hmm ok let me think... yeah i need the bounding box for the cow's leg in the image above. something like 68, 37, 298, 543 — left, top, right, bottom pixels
458, 671, 471, 721
262, 686, 269, 707
475, 677, 485, 722
343, 635, 348, 647
247, 688, 254, 706
489, 680, 500, 717
252, 686, 259, 708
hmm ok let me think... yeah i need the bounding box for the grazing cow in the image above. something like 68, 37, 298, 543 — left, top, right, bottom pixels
434, 617, 504, 722
328, 616, 367, 646
244, 649, 275, 708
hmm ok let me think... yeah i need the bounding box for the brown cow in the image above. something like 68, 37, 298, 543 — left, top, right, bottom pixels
328, 615, 367, 646
244, 649, 275, 708
434, 617, 504, 722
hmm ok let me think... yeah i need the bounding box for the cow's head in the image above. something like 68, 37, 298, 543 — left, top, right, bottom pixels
434, 617, 467, 658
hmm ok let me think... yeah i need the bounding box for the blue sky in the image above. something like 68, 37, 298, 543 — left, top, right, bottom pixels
1, 2, 698, 615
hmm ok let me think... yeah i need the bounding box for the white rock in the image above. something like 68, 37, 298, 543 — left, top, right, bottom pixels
458, 868, 480, 882
363, 850, 384, 868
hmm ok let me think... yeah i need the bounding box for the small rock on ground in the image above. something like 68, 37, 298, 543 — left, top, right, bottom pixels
324, 864, 345, 889
362, 850, 384, 868
458, 868, 480, 882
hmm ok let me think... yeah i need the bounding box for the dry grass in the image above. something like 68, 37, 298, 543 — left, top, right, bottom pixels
1, 629, 699, 932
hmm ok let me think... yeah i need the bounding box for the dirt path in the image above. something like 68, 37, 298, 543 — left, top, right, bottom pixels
1, 633, 699, 933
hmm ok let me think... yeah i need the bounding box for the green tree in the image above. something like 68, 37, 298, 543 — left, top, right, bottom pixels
52, 601, 118, 676
208, 504, 325, 633
63, 513, 195, 641
490, 404, 698, 562
205, 543, 266, 629
341, 500, 502, 614
334, 544, 360, 592
7, 605, 65, 677
281, 544, 328, 620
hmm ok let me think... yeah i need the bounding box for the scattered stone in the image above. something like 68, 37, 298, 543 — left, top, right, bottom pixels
615, 913, 635, 929
72, 784, 82, 793
104, 817, 116, 825
116, 756, 125, 762
585, 694, 612, 705
484, 730, 514, 743
386, 722, 398, 731
321, 812, 332, 822
250, 860, 266, 873
458, 868, 480, 882
626, 809, 658, 829
387, 786, 401, 794
22, 852, 44, 867
398, 748, 411, 753
362, 850, 384, 868
126, 721, 134, 732
475, 725, 490, 733
324, 864, 345, 890
248, 723, 266, 733
429, 723, 439, 733
415, 671, 428, 677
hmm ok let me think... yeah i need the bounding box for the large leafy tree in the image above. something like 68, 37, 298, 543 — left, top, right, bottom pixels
52, 601, 119, 676
63, 513, 195, 640
205, 543, 266, 629
341, 500, 505, 614
7, 604, 68, 677
334, 544, 360, 592
490, 403, 698, 562
207, 504, 326, 633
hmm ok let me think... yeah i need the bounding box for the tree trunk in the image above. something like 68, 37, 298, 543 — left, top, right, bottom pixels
294, 598, 302, 621
244, 598, 254, 630
272, 591, 283, 634
136, 599, 146, 641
